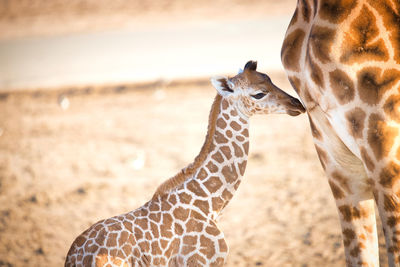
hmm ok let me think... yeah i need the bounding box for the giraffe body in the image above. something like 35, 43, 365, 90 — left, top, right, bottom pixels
65, 61, 305, 266
282, 0, 400, 265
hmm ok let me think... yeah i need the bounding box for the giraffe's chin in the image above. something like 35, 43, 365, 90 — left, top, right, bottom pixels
287, 110, 303, 116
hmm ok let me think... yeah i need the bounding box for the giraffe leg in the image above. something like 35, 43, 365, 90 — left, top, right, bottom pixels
375, 188, 400, 266
308, 109, 379, 266
350, 112, 400, 265
367, 162, 400, 266
323, 163, 378, 266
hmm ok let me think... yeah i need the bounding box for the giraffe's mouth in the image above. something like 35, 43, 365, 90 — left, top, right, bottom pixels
287, 97, 306, 116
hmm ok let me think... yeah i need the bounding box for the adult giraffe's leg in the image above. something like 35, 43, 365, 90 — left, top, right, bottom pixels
308, 107, 379, 266
373, 174, 400, 266
362, 148, 400, 265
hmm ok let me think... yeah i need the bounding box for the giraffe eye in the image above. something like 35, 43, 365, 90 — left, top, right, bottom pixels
252, 93, 266, 99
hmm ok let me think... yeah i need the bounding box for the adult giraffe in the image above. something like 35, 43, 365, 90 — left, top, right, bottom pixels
281, 0, 400, 265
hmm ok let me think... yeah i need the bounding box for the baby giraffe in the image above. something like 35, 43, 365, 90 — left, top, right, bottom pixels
65, 61, 305, 266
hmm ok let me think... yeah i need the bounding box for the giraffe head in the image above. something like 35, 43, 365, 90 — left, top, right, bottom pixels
211, 61, 305, 117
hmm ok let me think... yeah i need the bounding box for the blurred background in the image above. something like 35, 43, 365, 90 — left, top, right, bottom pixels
0, 1, 388, 266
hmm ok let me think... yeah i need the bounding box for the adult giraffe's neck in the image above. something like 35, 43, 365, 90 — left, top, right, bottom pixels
152, 94, 250, 219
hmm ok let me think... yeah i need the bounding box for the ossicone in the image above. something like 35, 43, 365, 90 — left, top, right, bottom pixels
244, 60, 257, 71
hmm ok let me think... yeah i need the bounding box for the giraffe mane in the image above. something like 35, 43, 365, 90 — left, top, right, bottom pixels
152, 93, 222, 200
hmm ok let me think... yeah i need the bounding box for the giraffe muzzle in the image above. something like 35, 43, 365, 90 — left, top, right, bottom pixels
286, 97, 305, 116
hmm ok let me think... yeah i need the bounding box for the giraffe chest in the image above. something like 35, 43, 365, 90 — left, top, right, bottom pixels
282, 0, 400, 159
281, 0, 369, 157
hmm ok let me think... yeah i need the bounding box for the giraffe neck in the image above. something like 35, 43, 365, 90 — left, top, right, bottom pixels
174, 95, 250, 220
153, 94, 250, 220
193, 97, 249, 218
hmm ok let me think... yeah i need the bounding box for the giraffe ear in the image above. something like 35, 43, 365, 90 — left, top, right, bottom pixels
211, 76, 234, 96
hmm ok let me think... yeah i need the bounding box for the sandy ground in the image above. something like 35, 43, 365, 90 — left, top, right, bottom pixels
0, 74, 389, 266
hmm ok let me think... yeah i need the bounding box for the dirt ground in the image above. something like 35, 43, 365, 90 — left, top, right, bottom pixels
0, 74, 389, 266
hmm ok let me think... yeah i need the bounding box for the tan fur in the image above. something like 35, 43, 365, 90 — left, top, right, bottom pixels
152, 94, 222, 199
282, 0, 400, 265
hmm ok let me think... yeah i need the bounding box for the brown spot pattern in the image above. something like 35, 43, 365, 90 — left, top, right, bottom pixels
232, 142, 244, 157
205, 225, 220, 236
95, 229, 106, 246
350, 246, 361, 257
193, 200, 210, 215
387, 216, 398, 227
368, 113, 398, 160
214, 131, 228, 144
186, 218, 204, 232
230, 121, 242, 131
328, 180, 345, 199
301, 0, 310, 22
165, 238, 180, 258
281, 29, 306, 71
200, 236, 216, 259
206, 161, 219, 173
106, 233, 117, 247
357, 68, 400, 105
342, 228, 356, 246
307, 55, 324, 88
149, 202, 160, 212
187, 254, 206, 265
308, 117, 322, 140
118, 231, 129, 247
187, 180, 207, 197
384, 194, 399, 212
179, 192, 192, 204
238, 161, 247, 176
368, 0, 400, 64
243, 141, 249, 154
339, 205, 370, 222
203, 176, 223, 193
379, 162, 400, 188
222, 189, 233, 201
320, 0, 357, 23
360, 147, 375, 172
173, 207, 189, 221
197, 168, 208, 180
174, 223, 183, 235
150, 222, 160, 238
330, 69, 355, 104
345, 108, 366, 139
149, 212, 161, 223
230, 109, 238, 117
384, 94, 400, 123
212, 197, 225, 212
211, 151, 224, 164
221, 99, 229, 110
220, 146, 232, 160
315, 145, 328, 170
221, 165, 238, 183
309, 26, 335, 64
341, 5, 389, 64
288, 76, 302, 94
216, 118, 227, 129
